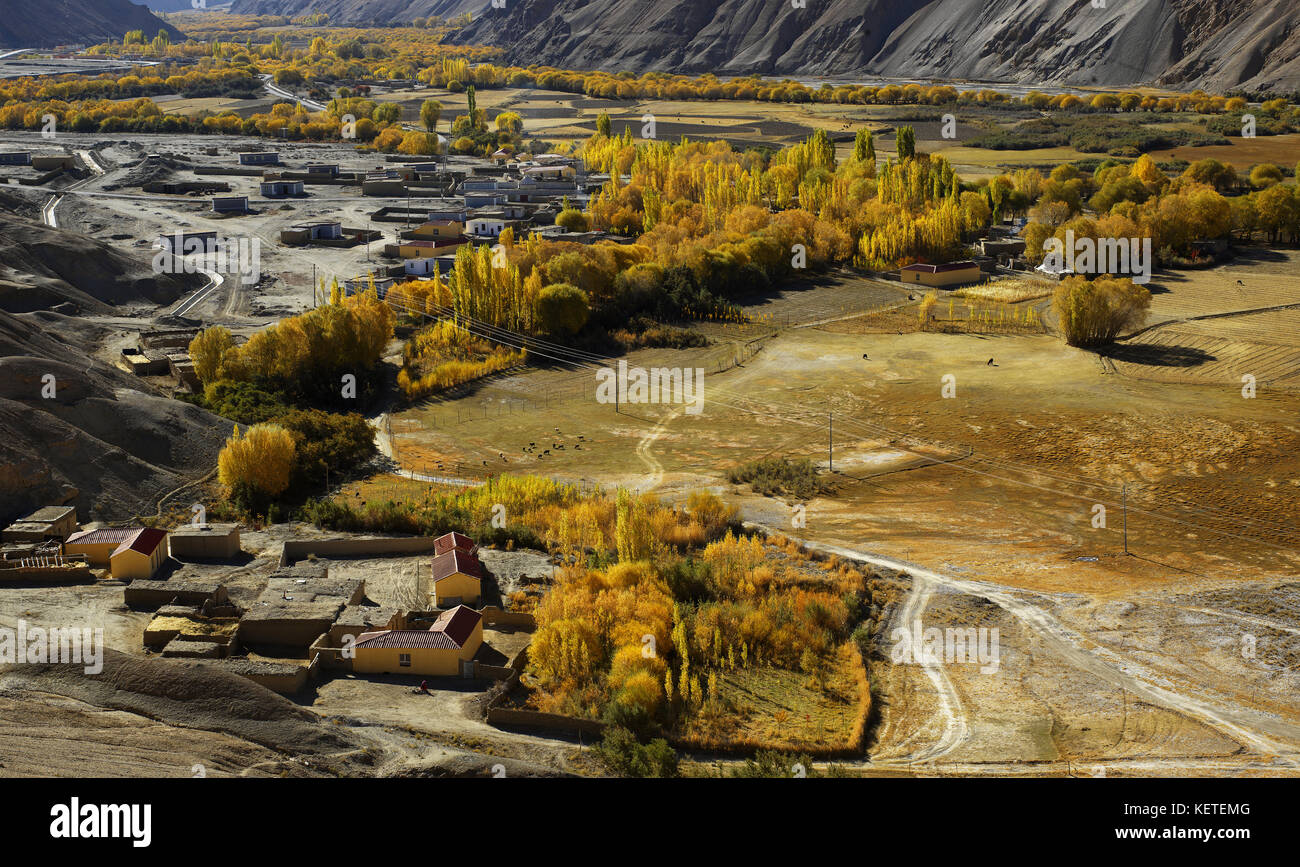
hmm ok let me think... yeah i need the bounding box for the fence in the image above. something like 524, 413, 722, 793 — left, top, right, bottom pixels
390, 332, 773, 432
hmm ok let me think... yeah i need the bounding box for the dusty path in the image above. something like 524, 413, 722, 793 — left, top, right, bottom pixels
870, 575, 971, 766
633, 407, 682, 491
756, 527, 1300, 770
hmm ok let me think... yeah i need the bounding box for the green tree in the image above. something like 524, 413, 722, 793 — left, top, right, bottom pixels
853, 128, 875, 163
592, 727, 679, 778
419, 98, 442, 135
597, 111, 612, 138
895, 125, 916, 160
537, 282, 589, 335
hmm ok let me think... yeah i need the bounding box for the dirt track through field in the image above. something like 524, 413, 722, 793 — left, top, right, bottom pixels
754, 527, 1300, 771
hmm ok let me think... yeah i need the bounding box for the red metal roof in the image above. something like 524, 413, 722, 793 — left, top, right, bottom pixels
432, 549, 482, 583
355, 629, 460, 650
66, 528, 141, 546
114, 527, 167, 558
355, 605, 481, 651
433, 532, 476, 556
432, 605, 481, 648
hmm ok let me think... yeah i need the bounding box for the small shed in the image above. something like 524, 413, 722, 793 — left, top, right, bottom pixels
432, 549, 482, 607
168, 523, 241, 560
900, 261, 981, 288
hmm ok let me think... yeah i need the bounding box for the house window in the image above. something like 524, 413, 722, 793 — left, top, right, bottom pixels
399, 653, 411, 667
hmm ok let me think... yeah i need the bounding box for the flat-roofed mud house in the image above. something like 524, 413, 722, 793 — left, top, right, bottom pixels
168, 523, 241, 560
432, 549, 482, 607
2, 506, 79, 543
212, 196, 249, 214
353, 605, 483, 676
239, 151, 280, 166
238, 561, 365, 650
900, 261, 981, 288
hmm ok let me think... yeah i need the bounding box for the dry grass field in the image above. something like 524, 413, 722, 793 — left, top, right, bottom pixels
1149, 133, 1300, 169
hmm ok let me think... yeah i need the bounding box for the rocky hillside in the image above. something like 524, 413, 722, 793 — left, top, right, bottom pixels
0, 189, 199, 315
230, 0, 478, 24
0, 0, 184, 48
424, 0, 1300, 92
0, 307, 230, 525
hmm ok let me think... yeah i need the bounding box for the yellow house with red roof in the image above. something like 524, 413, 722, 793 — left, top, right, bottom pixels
64, 527, 169, 579
352, 606, 484, 676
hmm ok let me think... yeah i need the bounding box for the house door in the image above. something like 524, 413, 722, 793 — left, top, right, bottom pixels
460, 659, 474, 678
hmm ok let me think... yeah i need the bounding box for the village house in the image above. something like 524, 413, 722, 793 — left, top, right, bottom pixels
900, 261, 982, 288
432, 549, 482, 607
211, 196, 250, 214
404, 257, 439, 277
407, 219, 464, 240
239, 151, 280, 166
168, 523, 241, 560
64, 527, 169, 579
280, 221, 343, 244
352, 605, 484, 677
465, 215, 506, 239
1, 506, 79, 544
260, 179, 306, 198
433, 532, 477, 557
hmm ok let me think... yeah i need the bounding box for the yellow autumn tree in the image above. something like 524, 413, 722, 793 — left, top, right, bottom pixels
188, 325, 234, 386
217, 423, 296, 508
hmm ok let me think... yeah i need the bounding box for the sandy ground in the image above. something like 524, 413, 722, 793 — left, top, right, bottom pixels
388, 267, 1300, 775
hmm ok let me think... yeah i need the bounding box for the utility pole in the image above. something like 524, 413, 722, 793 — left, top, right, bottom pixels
828, 412, 833, 472
1122, 483, 1129, 555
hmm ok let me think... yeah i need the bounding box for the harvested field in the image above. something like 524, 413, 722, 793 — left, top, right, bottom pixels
1107, 323, 1300, 388
1149, 133, 1300, 169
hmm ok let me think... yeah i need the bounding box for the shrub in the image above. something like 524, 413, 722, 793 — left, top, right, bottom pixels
1052, 275, 1151, 347
537, 283, 590, 335
727, 457, 829, 500
592, 726, 679, 777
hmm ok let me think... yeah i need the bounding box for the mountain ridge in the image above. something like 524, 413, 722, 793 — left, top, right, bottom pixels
0, 0, 184, 49
231, 0, 1300, 92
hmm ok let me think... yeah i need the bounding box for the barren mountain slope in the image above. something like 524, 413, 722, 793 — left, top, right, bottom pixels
0, 0, 184, 49
435, 0, 1300, 91
0, 206, 200, 315
230, 0, 478, 23
0, 308, 230, 525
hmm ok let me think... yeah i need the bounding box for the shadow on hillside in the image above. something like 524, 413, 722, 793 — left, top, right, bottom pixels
1103, 343, 1216, 368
